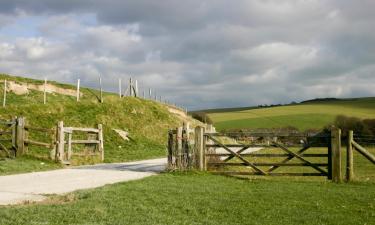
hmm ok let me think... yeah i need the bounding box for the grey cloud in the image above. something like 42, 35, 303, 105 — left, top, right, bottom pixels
0, 0, 375, 110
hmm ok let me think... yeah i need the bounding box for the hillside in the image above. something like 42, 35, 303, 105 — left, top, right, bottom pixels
206, 97, 375, 131
0, 74, 195, 173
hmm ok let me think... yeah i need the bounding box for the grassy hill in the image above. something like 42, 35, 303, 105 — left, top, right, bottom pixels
205, 98, 375, 131
0, 74, 193, 174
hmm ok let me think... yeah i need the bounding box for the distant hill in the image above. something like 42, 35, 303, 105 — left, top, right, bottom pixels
202, 97, 375, 131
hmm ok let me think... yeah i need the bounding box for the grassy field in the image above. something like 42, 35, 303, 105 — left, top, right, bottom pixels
0, 74, 193, 174
207, 98, 375, 131
0, 147, 373, 225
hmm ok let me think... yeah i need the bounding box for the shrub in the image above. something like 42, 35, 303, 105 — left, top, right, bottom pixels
333, 115, 372, 136
191, 112, 213, 124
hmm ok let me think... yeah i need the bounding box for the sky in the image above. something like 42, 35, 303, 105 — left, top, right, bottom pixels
0, 0, 374, 110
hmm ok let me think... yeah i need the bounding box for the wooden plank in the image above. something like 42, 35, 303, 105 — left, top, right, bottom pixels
206, 135, 267, 175
352, 140, 375, 164
346, 130, 354, 182
0, 142, 10, 157
167, 130, 174, 168
64, 127, 99, 133
176, 127, 183, 169
206, 153, 328, 157
272, 142, 328, 175
223, 146, 251, 162
208, 162, 328, 166
211, 171, 326, 176
24, 139, 51, 148
267, 145, 310, 172
70, 140, 100, 144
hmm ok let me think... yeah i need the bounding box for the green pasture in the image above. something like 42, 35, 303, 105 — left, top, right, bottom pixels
209, 98, 375, 131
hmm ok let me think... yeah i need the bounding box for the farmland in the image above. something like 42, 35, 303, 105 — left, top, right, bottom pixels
206, 98, 375, 131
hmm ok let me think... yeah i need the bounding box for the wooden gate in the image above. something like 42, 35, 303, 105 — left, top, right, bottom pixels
194, 127, 342, 182
0, 118, 16, 157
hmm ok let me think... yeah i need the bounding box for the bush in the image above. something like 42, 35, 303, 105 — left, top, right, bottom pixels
333, 115, 373, 136
191, 112, 213, 124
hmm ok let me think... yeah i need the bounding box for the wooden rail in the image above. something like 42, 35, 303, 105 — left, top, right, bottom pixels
346, 130, 375, 182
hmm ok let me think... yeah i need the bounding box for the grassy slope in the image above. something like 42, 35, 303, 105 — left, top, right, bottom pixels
0, 74, 184, 174
208, 98, 375, 131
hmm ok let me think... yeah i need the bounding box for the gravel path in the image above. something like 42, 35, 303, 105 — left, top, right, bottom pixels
0, 158, 167, 205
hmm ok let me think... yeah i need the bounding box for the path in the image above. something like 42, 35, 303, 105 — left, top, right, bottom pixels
0, 158, 167, 205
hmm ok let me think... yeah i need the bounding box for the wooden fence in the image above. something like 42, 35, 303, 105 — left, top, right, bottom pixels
0, 118, 16, 157
168, 125, 348, 182
346, 131, 375, 181
56, 121, 104, 164
0, 117, 104, 164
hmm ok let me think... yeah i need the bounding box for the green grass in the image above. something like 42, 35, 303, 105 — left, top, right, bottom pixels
208, 98, 375, 131
0, 156, 62, 175
0, 74, 191, 174
0, 171, 374, 225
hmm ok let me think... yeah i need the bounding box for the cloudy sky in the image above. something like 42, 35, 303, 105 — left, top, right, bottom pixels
0, 0, 374, 110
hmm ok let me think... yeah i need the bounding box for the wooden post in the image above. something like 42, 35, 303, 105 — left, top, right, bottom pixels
43, 78, 47, 104
57, 121, 65, 162
195, 126, 205, 171
99, 75, 103, 103
176, 127, 183, 169
346, 130, 354, 182
2, 79, 6, 107
129, 78, 133, 97
331, 127, 342, 183
15, 117, 25, 156
167, 130, 174, 168
11, 117, 17, 151
98, 124, 104, 161
135, 80, 138, 97
67, 133, 72, 161
119, 78, 122, 98
24, 118, 29, 153
149, 88, 152, 99
76, 79, 80, 102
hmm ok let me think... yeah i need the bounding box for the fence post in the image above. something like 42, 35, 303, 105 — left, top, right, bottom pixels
346, 130, 354, 182
43, 78, 47, 104
57, 121, 65, 162
176, 126, 183, 170
195, 126, 206, 171
24, 118, 29, 153
11, 117, 17, 151
98, 124, 104, 161
331, 127, 342, 183
2, 79, 6, 107
167, 130, 174, 169
15, 117, 25, 156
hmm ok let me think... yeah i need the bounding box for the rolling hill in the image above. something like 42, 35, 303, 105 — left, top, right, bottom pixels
0, 74, 196, 174
204, 97, 375, 131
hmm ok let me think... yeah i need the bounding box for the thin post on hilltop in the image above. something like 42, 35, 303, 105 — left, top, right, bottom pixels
149, 88, 152, 99
2, 79, 6, 107
76, 79, 80, 102
119, 78, 122, 98
99, 75, 103, 103
135, 80, 138, 97
129, 77, 133, 97
43, 78, 47, 104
